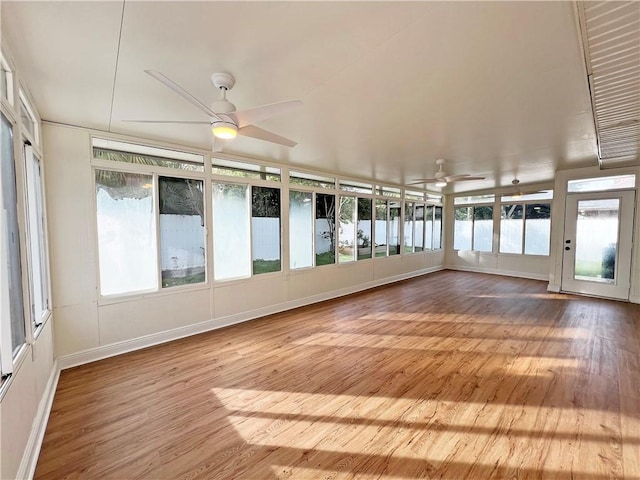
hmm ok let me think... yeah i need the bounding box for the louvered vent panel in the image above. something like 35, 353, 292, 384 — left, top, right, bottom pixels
580, 1, 640, 167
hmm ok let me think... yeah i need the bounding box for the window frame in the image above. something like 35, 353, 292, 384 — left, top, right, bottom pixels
23, 144, 52, 332
453, 202, 495, 252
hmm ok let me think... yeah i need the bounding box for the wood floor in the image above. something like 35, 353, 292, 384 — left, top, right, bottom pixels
35, 271, 640, 479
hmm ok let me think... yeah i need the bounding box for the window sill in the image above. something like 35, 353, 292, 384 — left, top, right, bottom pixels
99, 282, 211, 306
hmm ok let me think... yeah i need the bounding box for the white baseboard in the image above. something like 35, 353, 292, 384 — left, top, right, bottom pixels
16, 360, 60, 480
445, 265, 550, 282
547, 283, 561, 293
629, 294, 640, 304
58, 266, 444, 370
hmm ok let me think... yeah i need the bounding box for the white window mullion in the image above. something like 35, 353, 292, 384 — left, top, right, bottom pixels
0, 209, 14, 375
24, 144, 43, 326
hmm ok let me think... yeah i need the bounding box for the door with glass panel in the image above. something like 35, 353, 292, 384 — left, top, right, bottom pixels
562, 190, 635, 300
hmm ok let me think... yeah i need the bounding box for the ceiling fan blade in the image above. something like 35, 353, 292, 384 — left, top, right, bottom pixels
450, 176, 486, 182
238, 124, 297, 147
408, 178, 439, 184
145, 70, 222, 122
122, 120, 211, 124
230, 100, 303, 128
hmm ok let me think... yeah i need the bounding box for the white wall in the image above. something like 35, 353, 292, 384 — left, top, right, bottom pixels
43, 123, 445, 368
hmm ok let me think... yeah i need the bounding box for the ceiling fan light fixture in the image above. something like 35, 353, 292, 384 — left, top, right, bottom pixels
212, 121, 238, 139
435, 180, 447, 187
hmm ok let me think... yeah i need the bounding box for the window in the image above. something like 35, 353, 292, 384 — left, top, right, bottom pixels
524, 204, 551, 255
212, 158, 280, 181
388, 201, 401, 255
357, 198, 372, 260
424, 205, 433, 249
24, 145, 50, 325
251, 186, 281, 274
337, 196, 372, 263
315, 193, 336, 265
290, 171, 335, 189
289, 191, 313, 269
339, 180, 372, 194
473, 207, 493, 252
339, 196, 356, 263
159, 177, 205, 287
567, 174, 635, 193
377, 186, 401, 198
454, 205, 493, 252
212, 183, 250, 280
454, 207, 473, 250
433, 206, 442, 249
96, 170, 158, 295
0, 53, 13, 105
1, 113, 26, 375
455, 194, 495, 205
19, 91, 38, 144
500, 204, 524, 254
93, 138, 205, 172
375, 200, 388, 257
403, 202, 415, 253
414, 204, 425, 252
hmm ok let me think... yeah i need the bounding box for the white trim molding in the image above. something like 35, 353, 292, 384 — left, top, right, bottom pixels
446, 265, 550, 282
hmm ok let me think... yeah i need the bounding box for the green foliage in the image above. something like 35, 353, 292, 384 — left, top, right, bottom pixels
253, 259, 281, 275
315, 251, 335, 266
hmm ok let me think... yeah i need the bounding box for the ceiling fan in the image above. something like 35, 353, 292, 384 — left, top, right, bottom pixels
410, 159, 485, 187
124, 70, 302, 148
506, 179, 547, 198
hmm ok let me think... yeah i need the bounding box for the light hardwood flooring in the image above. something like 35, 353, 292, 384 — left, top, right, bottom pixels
35, 271, 640, 479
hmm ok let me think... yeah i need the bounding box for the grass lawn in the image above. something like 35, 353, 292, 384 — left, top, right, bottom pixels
253, 259, 281, 275
162, 272, 206, 288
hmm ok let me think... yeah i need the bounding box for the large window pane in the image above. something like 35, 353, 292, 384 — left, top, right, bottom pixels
357, 198, 372, 260
375, 200, 388, 257
500, 204, 523, 254
252, 186, 281, 275
315, 194, 336, 265
454, 207, 472, 250
213, 183, 250, 280
404, 202, 414, 253
473, 206, 493, 252
96, 170, 157, 295
159, 177, 205, 287
414, 204, 424, 252
524, 204, 551, 255
25, 146, 50, 323
434, 206, 442, 249
290, 191, 313, 269
388, 201, 401, 256
424, 205, 434, 249
1, 114, 25, 354
338, 196, 356, 263
574, 199, 619, 281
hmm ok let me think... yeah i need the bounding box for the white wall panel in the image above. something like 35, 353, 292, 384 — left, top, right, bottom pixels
1, 357, 38, 480
53, 303, 99, 357
214, 276, 288, 318
42, 124, 98, 307
99, 288, 211, 345
33, 320, 54, 401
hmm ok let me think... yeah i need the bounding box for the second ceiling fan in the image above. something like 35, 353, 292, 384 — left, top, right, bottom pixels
410, 159, 485, 187
125, 70, 302, 147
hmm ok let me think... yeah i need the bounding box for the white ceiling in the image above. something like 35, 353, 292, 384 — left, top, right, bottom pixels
2, 1, 601, 192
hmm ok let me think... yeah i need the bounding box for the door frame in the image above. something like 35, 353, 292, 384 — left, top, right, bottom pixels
561, 189, 636, 300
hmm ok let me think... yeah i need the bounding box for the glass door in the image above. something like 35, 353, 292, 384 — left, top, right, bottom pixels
562, 190, 635, 300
